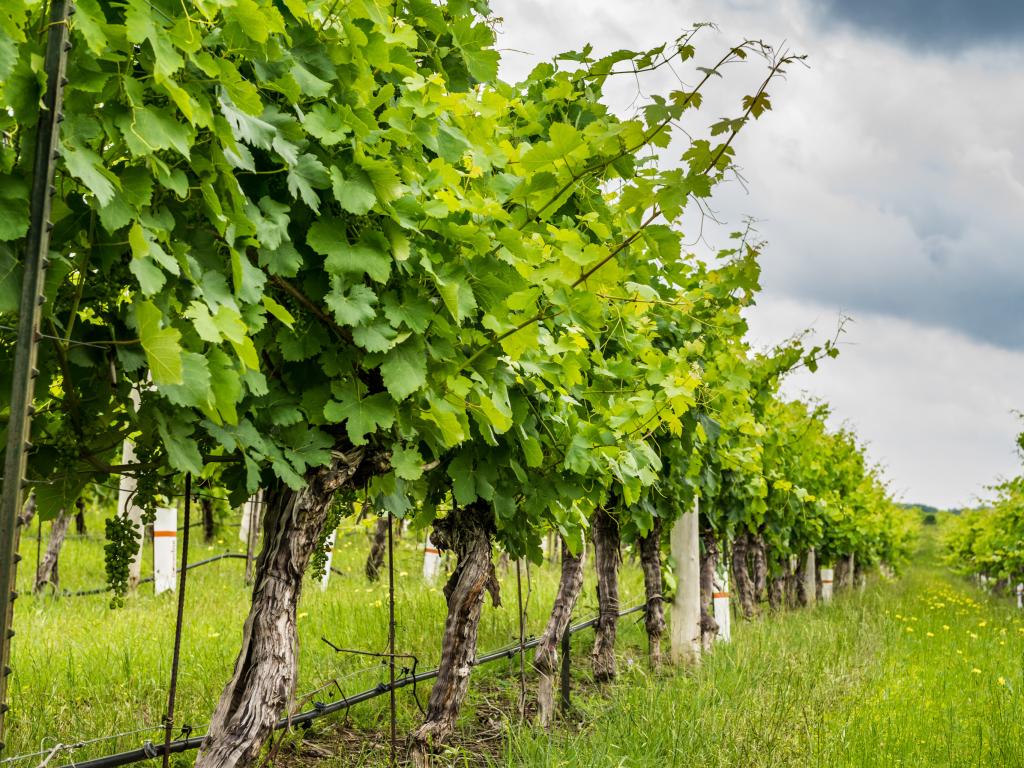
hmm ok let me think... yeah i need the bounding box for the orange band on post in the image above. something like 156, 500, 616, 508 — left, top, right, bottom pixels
821, 579, 833, 584
425, 547, 440, 555
153, 530, 176, 537
712, 592, 729, 599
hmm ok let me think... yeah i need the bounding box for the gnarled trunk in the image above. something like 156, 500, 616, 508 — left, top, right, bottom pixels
591, 507, 620, 682
751, 534, 768, 601
74, 497, 87, 536
18, 492, 36, 528
730, 532, 757, 619
365, 515, 388, 581
767, 575, 785, 610
196, 450, 364, 768
834, 554, 850, 589
34, 510, 70, 593
699, 533, 719, 649
201, 497, 215, 542
534, 537, 585, 726
797, 551, 813, 607
409, 503, 499, 766
638, 517, 664, 668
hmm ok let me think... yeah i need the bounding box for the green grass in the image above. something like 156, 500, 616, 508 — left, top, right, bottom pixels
6, 515, 646, 766
500, 549, 1024, 767
6, 520, 1023, 768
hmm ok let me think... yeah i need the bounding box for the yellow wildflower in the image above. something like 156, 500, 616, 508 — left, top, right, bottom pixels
971, 668, 982, 674
926, 632, 935, 637
998, 677, 1007, 686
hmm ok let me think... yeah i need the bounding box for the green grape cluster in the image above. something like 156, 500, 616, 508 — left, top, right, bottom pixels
309, 494, 352, 582
104, 513, 141, 607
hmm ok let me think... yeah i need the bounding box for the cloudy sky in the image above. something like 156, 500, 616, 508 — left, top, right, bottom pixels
491, 0, 1024, 509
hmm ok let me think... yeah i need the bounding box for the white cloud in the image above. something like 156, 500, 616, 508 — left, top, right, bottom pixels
490, 0, 1024, 506
748, 296, 1024, 509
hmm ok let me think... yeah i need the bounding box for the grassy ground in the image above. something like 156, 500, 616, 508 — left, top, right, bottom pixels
500, 538, 1024, 768
6, 513, 646, 766
5, 518, 1023, 767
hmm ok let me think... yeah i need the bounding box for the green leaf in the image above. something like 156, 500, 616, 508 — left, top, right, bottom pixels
330, 165, 376, 215
63, 144, 119, 206
156, 413, 203, 475
0, 175, 27, 236
287, 153, 329, 212
159, 352, 212, 410
309, 222, 391, 282
448, 453, 475, 505
135, 300, 183, 385
391, 444, 424, 480
380, 338, 427, 402
351, 322, 398, 352
262, 295, 295, 328
324, 386, 396, 446
435, 273, 476, 325
325, 280, 378, 327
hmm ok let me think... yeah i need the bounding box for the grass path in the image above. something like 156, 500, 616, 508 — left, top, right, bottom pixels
7, 523, 1022, 767
502, 555, 1024, 767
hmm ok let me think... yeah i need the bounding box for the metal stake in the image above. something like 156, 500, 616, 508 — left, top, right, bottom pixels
162, 474, 191, 768
387, 511, 396, 768
559, 624, 571, 714
0, 0, 74, 748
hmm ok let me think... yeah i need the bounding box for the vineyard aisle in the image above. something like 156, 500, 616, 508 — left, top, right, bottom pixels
501, 536, 1024, 768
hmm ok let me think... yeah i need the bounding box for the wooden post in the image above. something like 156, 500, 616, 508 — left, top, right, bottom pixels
671, 496, 701, 664
1016, 583, 1022, 609
821, 567, 834, 602
319, 530, 336, 591
712, 566, 731, 643
153, 507, 177, 595
804, 548, 817, 605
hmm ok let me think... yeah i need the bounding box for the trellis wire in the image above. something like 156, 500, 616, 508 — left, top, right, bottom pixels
41, 605, 645, 768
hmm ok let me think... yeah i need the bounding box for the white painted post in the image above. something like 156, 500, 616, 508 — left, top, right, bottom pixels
116, 440, 145, 588
671, 496, 701, 664
804, 549, 817, 605
118, 389, 145, 589
821, 567, 834, 602
320, 530, 337, 591
712, 566, 731, 643
422, 534, 441, 584
239, 495, 255, 544
1016, 583, 1022, 609
153, 506, 177, 595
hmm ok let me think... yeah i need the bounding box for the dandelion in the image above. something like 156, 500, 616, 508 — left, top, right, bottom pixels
906, 627, 914, 633
998, 677, 1007, 686
943, 625, 950, 630
926, 632, 935, 637
298, 612, 308, 619
978, 621, 988, 628
956, 649, 963, 655
969, 632, 979, 639
971, 668, 982, 674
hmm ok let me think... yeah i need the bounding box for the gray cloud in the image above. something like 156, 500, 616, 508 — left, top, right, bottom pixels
491, 0, 1024, 505
816, 0, 1024, 50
